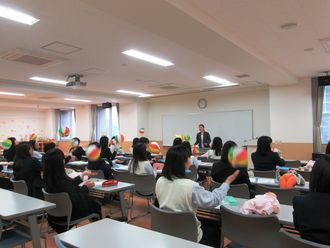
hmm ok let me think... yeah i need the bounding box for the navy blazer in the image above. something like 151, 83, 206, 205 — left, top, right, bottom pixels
195, 131, 211, 148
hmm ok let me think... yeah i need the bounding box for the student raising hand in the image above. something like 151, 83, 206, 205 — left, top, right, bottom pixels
225, 170, 240, 185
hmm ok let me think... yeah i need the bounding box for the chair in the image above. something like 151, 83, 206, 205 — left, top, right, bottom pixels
53, 235, 69, 248
285, 160, 301, 168
129, 174, 156, 219
150, 204, 198, 242
42, 189, 100, 231
253, 170, 276, 178
254, 184, 300, 205
198, 156, 208, 162
208, 158, 221, 163
211, 181, 250, 198
113, 169, 131, 183
280, 230, 330, 248
186, 165, 198, 181
92, 170, 105, 179
220, 205, 281, 248
298, 170, 311, 182
10, 179, 28, 195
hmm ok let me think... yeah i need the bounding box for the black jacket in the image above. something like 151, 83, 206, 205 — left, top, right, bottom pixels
293, 192, 330, 245
100, 147, 116, 162
69, 146, 86, 160
195, 131, 211, 148
13, 157, 43, 199
45, 175, 101, 233
251, 151, 285, 171
211, 160, 252, 191
4, 146, 16, 162
87, 159, 113, 179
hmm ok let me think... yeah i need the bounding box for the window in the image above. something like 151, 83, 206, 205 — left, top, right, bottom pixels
58, 110, 76, 140
96, 105, 119, 140
321, 86, 330, 144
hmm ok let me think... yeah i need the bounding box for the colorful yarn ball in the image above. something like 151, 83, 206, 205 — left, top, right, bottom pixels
139, 128, 145, 135
30, 133, 37, 140
115, 134, 125, 143
192, 144, 199, 155
228, 146, 248, 168
149, 142, 161, 154
59, 127, 70, 137
86, 145, 101, 161
183, 134, 191, 141
2, 139, 12, 150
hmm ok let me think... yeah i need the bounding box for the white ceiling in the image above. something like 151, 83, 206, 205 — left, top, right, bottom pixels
0, 0, 327, 106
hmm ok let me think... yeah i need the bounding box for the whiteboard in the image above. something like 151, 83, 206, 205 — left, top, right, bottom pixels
162, 110, 253, 146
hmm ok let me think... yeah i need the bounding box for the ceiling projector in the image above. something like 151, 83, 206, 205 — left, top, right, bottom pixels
66, 74, 87, 88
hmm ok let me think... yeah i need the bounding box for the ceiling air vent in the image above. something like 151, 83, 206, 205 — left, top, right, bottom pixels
0, 49, 65, 67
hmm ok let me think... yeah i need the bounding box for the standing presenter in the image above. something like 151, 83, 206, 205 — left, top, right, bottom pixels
194, 124, 211, 148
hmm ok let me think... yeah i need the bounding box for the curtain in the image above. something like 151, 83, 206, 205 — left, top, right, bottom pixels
54, 109, 59, 141
312, 78, 324, 153
91, 104, 97, 142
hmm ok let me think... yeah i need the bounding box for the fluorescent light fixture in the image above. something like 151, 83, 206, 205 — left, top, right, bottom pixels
0, 5, 39, 25
30, 76, 67, 85
64, 98, 91, 103
0, 91, 25, 96
116, 90, 152, 98
122, 49, 174, 67
203, 75, 238, 86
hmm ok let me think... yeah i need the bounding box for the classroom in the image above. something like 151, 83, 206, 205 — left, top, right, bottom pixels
0, 0, 329, 247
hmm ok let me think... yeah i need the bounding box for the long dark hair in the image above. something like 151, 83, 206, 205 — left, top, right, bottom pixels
29, 140, 38, 151
181, 141, 192, 156
256, 136, 272, 154
43, 148, 67, 192
212, 137, 223, 156
172, 137, 182, 146
310, 156, 330, 193
132, 137, 139, 147
8, 137, 16, 149
100, 136, 109, 150
13, 142, 32, 169
326, 141, 330, 154
162, 145, 190, 181
131, 143, 148, 173
221, 141, 237, 164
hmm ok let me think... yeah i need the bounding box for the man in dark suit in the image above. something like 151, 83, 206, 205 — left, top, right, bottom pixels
195, 124, 211, 148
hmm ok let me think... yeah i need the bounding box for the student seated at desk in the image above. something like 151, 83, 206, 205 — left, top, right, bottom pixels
43, 142, 56, 153
100, 136, 116, 162
65, 137, 86, 163
30, 139, 42, 160
251, 136, 285, 171
87, 142, 113, 179
128, 143, 154, 176
293, 156, 330, 245
3, 137, 16, 162
139, 137, 152, 160
182, 141, 200, 168
205, 137, 222, 160
172, 137, 182, 146
211, 141, 252, 193
13, 142, 43, 199
130, 137, 139, 153
43, 148, 101, 233
156, 145, 239, 246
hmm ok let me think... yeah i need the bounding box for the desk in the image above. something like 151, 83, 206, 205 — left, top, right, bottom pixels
250, 177, 309, 191
0, 188, 55, 248
66, 161, 88, 170
88, 178, 134, 218
216, 198, 294, 226
55, 218, 209, 248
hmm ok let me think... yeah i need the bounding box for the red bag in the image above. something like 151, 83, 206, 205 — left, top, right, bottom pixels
102, 179, 118, 187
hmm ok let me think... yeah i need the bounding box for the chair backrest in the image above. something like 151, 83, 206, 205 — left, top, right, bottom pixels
186, 165, 198, 181
253, 170, 276, 178
285, 160, 301, 168
208, 158, 221, 163
198, 156, 208, 162
228, 184, 250, 199
130, 174, 156, 196
150, 204, 198, 242
280, 230, 330, 248
220, 205, 281, 248
93, 170, 105, 179
42, 188, 72, 224
254, 184, 300, 205
211, 180, 221, 190
298, 170, 311, 182
113, 169, 131, 183
10, 179, 28, 195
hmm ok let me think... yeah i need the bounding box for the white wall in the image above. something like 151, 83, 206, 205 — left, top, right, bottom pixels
269, 79, 312, 143
0, 107, 51, 141
146, 87, 270, 142
119, 103, 138, 141
75, 105, 92, 140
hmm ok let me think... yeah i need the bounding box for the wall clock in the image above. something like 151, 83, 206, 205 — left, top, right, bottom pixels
198, 98, 207, 109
